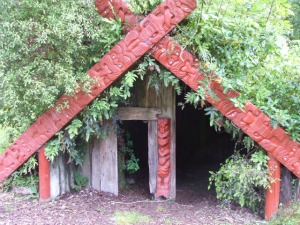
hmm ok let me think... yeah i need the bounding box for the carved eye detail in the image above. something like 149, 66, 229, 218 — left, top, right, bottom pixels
169, 60, 173, 65
227, 111, 237, 118
152, 32, 158, 38
263, 121, 269, 126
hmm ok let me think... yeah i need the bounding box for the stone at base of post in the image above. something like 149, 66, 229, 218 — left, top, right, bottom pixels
265, 152, 280, 220
38, 146, 50, 200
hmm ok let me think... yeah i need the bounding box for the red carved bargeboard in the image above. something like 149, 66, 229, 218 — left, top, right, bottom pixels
0, 0, 197, 182
157, 118, 171, 198
96, 0, 300, 178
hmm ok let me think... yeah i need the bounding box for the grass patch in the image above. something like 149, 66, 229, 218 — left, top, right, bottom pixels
269, 202, 300, 225
114, 211, 152, 225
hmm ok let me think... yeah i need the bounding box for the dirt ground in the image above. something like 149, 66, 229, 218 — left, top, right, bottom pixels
0, 168, 267, 225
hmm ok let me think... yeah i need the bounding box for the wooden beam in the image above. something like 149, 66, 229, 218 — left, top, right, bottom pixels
148, 121, 158, 195
116, 107, 161, 121
38, 146, 50, 200
265, 152, 281, 220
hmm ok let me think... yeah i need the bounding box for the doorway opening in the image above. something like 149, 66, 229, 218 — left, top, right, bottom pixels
176, 89, 235, 203
118, 120, 150, 196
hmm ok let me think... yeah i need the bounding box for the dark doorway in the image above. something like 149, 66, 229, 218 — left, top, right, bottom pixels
176, 88, 235, 203
118, 120, 149, 194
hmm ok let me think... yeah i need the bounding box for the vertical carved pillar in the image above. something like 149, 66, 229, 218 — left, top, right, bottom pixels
265, 152, 281, 220
38, 146, 50, 200
156, 118, 171, 198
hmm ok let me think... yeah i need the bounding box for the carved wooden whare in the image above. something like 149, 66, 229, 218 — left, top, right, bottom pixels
0, 0, 197, 182
156, 118, 171, 198
96, 0, 300, 178
0, 3, 299, 219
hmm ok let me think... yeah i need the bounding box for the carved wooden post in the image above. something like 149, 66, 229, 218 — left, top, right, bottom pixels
265, 152, 281, 220
156, 118, 171, 198
38, 146, 50, 200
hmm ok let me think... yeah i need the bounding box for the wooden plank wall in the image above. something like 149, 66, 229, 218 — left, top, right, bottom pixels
82, 123, 118, 196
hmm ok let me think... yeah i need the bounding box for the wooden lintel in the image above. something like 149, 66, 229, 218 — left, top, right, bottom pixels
116, 107, 161, 121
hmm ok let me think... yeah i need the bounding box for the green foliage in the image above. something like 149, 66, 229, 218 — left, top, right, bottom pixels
209, 149, 271, 211
119, 133, 140, 174
0, 128, 10, 154
66, 119, 83, 139
4, 156, 38, 191
0, 0, 123, 135
127, 0, 163, 14
289, 0, 300, 40
45, 131, 63, 162
146, 56, 182, 95
72, 171, 89, 191
204, 106, 220, 127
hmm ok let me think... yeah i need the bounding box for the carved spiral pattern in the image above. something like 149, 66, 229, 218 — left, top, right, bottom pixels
0, 0, 196, 182
156, 118, 171, 198
97, 0, 300, 178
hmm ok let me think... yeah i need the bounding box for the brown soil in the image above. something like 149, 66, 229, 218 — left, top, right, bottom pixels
0, 168, 266, 225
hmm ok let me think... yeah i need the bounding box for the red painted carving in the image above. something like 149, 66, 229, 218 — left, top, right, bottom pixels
96, 0, 300, 179
156, 118, 171, 198
265, 152, 280, 220
38, 146, 51, 200
0, 0, 196, 182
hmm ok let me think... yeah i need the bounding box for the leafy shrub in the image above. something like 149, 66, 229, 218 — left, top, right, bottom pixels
119, 133, 140, 174
3, 157, 38, 192
209, 149, 271, 211
72, 171, 89, 191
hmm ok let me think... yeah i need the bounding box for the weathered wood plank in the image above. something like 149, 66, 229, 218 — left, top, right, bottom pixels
100, 127, 118, 196
81, 143, 92, 186
148, 121, 158, 195
50, 151, 74, 199
294, 179, 300, 201
280, 165, 293, 205
116, 107, 161, 120
89, 124, 118, 195
91, 138, 102, 191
